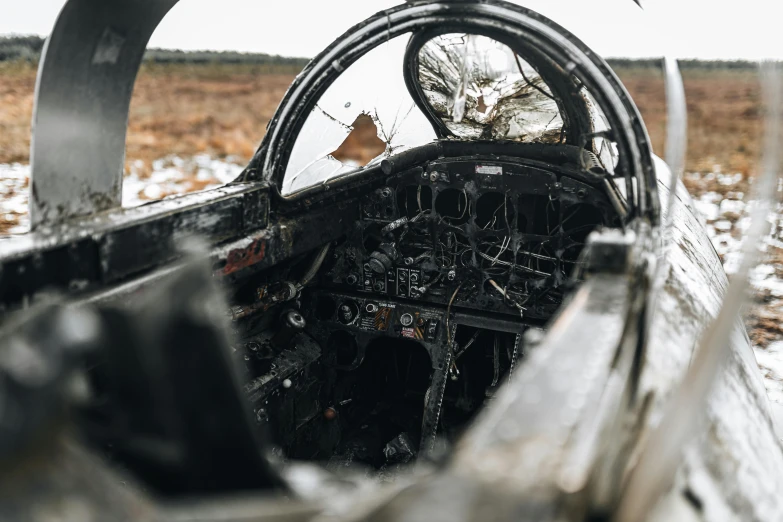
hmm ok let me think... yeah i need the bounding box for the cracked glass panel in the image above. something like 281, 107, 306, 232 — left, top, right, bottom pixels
418, 34, 563, 142
581, 87, 619, 174
282, 36, 436, 195
332, 114, 387, 166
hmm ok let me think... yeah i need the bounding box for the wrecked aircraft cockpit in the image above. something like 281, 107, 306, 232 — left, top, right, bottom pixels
234, 23, 625, 470
2, 1, 783, 521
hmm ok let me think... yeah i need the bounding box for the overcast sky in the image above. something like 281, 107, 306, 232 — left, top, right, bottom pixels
1, 0, 780, 60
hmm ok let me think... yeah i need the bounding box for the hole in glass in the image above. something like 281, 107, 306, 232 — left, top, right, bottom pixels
476, 95, 489, 114
331, 114, 387, 167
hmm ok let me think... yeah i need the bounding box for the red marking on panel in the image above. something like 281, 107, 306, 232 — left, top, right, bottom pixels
222, 237, 266, 275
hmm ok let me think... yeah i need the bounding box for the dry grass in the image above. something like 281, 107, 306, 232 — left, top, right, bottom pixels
0, 62, 295, 174
616, 67, 763, 178
747, 243, 783, 347
126, 63, 296, 174
0, 62, 36, 163
748, 302, 783, 346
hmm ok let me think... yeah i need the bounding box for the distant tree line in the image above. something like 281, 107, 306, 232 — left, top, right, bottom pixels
0, 35, 309, 67
0, 34, 760, 71
0, 35, 46, 61
606, 57, 758, 71
143, 48, 309, 67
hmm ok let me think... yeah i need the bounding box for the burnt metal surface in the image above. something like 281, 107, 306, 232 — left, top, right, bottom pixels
300, 286, 526, 460
635, 159, 783, 521
360, 266, 637, 522
0, 157, 779, 522
30, 0, 179, 227
337, 162, 783, 522
0, 183, 269, 312
76, 252, 286, 495
0, 182, 360, 315
214, 200, 358, 280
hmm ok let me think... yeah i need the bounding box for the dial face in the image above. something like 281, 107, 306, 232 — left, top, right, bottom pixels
338, 301, 360, 324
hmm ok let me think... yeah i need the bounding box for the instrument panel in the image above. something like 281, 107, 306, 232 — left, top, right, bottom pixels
305, 290, 446, 369
317, 157, 617, 322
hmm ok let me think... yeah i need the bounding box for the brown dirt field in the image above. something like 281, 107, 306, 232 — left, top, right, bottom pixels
0, 62, 36, 164
0, 62, 295, 174
126, 64, 296, 174
0, 62, 764, 175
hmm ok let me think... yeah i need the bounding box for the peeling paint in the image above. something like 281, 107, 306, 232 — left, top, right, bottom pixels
223, 237, 267, 276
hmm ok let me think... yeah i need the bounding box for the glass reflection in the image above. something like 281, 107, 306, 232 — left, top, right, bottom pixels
418, 34, 564, 142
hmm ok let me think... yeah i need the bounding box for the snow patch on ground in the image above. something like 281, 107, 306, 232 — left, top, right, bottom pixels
123, 154, 243, 206
688, 174, 783, 409
755, 342, 783, 405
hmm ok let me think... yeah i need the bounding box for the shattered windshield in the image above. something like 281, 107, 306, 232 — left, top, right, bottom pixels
281, 36, 437, 195
418, 34, 564, 142
281, 33, 570, 196
581, 86, 619, 174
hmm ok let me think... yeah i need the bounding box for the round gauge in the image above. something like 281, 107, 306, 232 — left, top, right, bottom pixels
338, 300, 360, 324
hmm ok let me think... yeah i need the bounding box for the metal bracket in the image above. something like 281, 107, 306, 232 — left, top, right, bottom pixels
30, 0, 180, 228
582, 228, 638, 275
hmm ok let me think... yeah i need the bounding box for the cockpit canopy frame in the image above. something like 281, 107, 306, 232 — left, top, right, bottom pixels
247, 0, 656, 223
